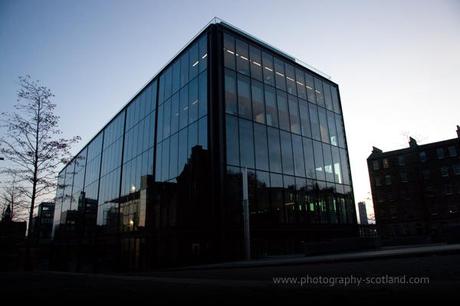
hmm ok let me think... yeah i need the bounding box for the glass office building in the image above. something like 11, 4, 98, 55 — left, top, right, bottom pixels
52, 19, 356, 271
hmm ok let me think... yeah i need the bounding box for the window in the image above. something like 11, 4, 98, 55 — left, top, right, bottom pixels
171, 93, 179, 135
179, 84, 188, 129
314, 78, 324, 106
375, 176, 382, 186
189, 77, 198, 123
327, 111, 338, 146
198, 34, 207, 73
400, 172, 408, 182
262, 52, 274, 86
189, 42, 199, 80
292, 135, 305, 177
223, 33, 235, 70
335, 114, 346, 148
162, 99, 171, 139
180, 50, 189, 87
267, 127, 282, 173
295, 68, 306, 100
323, 144, 334, 182
198, 116, 207, 149
169, 134, 178, 179
323, 83, 333, 111
419, 151, 427, 162
198, 71, 207, 118
239, 119, 255, 169
384, 175, 392, 185
226, 115, 239, 166
372, 160, 380, 171
303, 138, 316, 179
383, 158, 390, 169
188, 122, 197, 158
454, 164, 460, 176
254, 123, 269, 171
313, 141, 325, 181
274, 58, 286, 91
237, 74, 252, 119
285, 64, 296, 95
265, 85, 278, 127
288, 95, 301, 134
340, 148, 350, 185
305, 73, 315, 103
236, 39, 249, 76
437, 148, 445, 159
277, 91, 290, 131
398, 155, 405, 166
249, 45, 262, 81
318, 107, 330, 144
224, 69, 237, 115
448, 146, 458, 157
440, 167, 449, 177
309, 104, 321, 141
161, 138, 170, 181
331, 86, 341, 114
172, 59, 181, 94
299, 100, 311, 138
280, 131, 294, 175
178, 129, 187, 174
252, 80, 265, 124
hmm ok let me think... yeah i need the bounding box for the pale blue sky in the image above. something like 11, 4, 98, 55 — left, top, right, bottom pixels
1, 0, 459, 218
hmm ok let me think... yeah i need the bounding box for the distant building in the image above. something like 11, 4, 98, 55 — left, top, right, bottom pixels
358, 202, 368, 225
367, 126, 460, 240
32, 202, 55, 240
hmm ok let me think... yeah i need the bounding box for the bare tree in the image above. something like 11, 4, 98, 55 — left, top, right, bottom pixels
0, 75, 80, 241
0, 174, 28, 222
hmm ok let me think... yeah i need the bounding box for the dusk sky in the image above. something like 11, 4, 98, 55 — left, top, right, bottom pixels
1, 0, 459, 218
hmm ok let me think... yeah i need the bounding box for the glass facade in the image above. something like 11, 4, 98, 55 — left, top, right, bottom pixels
223, 31, 355, 231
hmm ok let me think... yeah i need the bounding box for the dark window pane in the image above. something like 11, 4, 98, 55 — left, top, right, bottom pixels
199, 34, 207, 73
267, 127, 282, 173
223, 33, 235, 70
331, 86, 341, 114
163, 98, 171, 139
314, 78, 324, 107
172, 59, 181, 94
327, 110, 338, 146
254, 123, 269, 171
252, 80, 265, 124
198, 116, 207, 149
318, 107, 329, 144
340, 148, 351, 185
155, 142, 162, 181
249, 45, 262, 81
226, 115, 239, 166
335, 114, 346, 148
285, 64, 296, 95
188, 121, 198, 158
225, 69, 237, 115
164, 66, 172, 100
296, 68, 306, 100
169, 133, 178, 179
161, 138, 170, 181
277, 91, 290, 131
323, 144, 334, 182
292, 135, 305, 177
239, 119, 255, 169
280, 131, 294, 175
189, 42, 199, 80
236, 39, 249, 76
178, 129, 188, 175
198, 71, 207, 118
274, 58, 286, 91
180, 50, 189, 87
237, 74, 252, 119
331, 146, 342, 184
303, 138, 315, 179
313, 141, 325, 181
324, 83, 333, 111
288, 95, 301, 134
299, 100, 311, 138
262, 52, 274, 86
189, 77, 198, 123
309, 104, 321, 141
305, 73, 315, 103
179, 85, 188, 129
157, 104, 163, 143
265, 85, 278, 127
171, 93, 179, 135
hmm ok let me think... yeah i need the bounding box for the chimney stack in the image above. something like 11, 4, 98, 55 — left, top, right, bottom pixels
409, 137, 417, 148
457, 125, 460, 139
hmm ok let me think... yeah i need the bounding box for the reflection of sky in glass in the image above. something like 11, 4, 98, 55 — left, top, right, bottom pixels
1, 0, 459, 219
